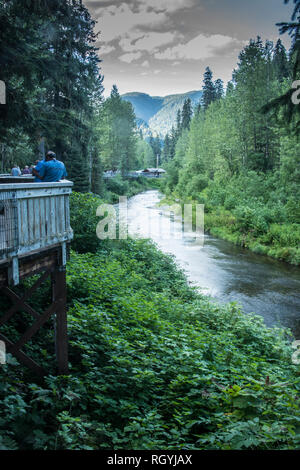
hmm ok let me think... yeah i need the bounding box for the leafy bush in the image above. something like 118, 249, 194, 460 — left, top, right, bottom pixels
171, 170, 300, 264
105, 175, 130, 196
233, 206, 269, 236
267, 224, 300, 248
1, 192, 299, 450
186, 175, 209, 198
69, 192, 102, 253
0, 234, 299, 449
286, 197, 300, 224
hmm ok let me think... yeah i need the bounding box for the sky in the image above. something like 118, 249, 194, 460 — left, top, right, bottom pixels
83, 0, 294, 97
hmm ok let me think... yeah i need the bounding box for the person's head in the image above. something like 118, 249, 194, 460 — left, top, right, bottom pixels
25, 166, 28, 169
46, 151, 56, 162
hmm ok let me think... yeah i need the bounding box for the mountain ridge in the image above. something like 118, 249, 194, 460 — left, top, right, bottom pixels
122, 90, 203, 137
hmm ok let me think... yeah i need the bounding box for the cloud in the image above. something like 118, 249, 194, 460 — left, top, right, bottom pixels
85, 1, 201, 66
155, 33, 242, 61
135, 31, 177, 51
98, 44, 116, 55
141, 60, 150, 67
86, 0, 197, 14
94, 3, 168, 42
138, 0, 196, 13
119, 51, 143, 63
120, 31, 177, 53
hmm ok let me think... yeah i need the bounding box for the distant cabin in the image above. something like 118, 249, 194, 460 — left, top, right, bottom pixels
103, 169, 166, 179
135, 168, 166, 178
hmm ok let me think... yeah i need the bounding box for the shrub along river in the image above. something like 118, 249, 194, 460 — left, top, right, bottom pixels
126, 190, 300, 337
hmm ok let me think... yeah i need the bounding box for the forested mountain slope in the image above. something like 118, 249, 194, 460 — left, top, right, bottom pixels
122, 90, 202, 136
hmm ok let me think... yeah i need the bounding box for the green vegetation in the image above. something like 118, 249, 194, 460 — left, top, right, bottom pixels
0, 0, 299, 452
0, 1, 154, 191
103, 176, 161, 206
1, 191, 300, 450
162, 35, 300, 265
0, 0, 103, 191
263, 0, 300, 130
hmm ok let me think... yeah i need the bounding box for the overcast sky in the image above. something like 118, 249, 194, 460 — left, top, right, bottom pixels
83, 0, 293, 97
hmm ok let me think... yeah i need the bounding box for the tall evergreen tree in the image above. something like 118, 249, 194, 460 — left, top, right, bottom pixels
181, 98, 193, 130
273, 39, 290, 81
0, 0, 104, 191
202, 67, 217, 110
176, 109, 182, 135
263, 0, 300, 130
195, 102, 202, 115
136, 137, 155, 168
154, 135, 162, 166
99, 85, 137, 176
149, 133, 155, 157
215, 79, 224, 100
169, 126, 177, 160
226, 81, 235, 95
163, 134, 171, 162
233, 37, 279, 171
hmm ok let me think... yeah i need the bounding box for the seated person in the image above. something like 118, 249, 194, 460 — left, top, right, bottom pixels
33, 159, 45, 182
33, 151, 67, 182
22, 166, 31, 175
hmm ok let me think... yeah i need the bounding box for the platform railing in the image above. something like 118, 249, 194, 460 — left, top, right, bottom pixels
0, 180, 73, 284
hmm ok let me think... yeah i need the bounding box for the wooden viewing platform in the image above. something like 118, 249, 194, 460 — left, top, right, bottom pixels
0, 180, 73, 376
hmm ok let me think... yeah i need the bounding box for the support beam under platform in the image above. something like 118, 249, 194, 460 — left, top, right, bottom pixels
52, 267, 68, 375
0, 247, 69, 376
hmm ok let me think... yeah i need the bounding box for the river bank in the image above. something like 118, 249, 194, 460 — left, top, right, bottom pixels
127, 190, 300, 336
104, 175, 161, 204
158, 188, 300, 267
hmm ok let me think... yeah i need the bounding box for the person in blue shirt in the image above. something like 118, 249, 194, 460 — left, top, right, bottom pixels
11, 164, 21, 176
33, 159, 45, 182
33, 151, 67, 182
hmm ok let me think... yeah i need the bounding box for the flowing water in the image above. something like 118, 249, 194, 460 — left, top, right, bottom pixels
126, 190, 300, 337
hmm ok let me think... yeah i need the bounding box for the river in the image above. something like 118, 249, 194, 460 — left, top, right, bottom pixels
126, 190, 300, 337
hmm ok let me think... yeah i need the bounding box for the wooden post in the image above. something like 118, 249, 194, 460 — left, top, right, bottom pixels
52, 265, 68, 375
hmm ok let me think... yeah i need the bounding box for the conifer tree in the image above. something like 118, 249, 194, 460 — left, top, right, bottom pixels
163, 134, 171, 162
176, 109, 182, 135
273, 39, 290, 81
202, 67, 217, 110
226, 81, 235, 95
99, 85, 137, 176
215, 79, 224, 100
154, 136, 162, 165
0, 0, 104, 191
263, 0, 300, 130
195, 102, 202, 115
149, 133, 155, 157
181, 98, 193, 130
169, 126, 177, 160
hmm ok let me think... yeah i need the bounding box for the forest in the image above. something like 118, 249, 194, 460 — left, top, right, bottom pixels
161, 33, 300, 264
0, 0, 156, 194
0, 0, 300, 452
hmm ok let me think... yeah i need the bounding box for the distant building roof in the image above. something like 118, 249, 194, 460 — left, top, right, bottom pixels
137, 168, 166, 173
